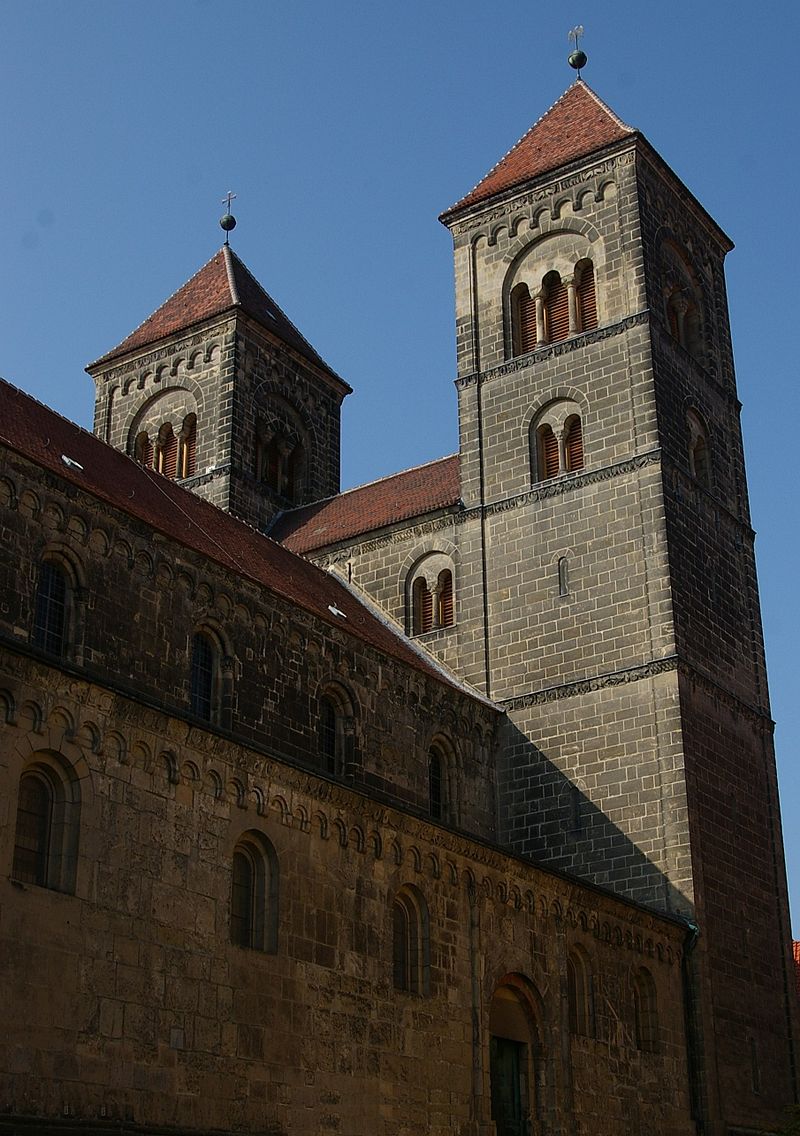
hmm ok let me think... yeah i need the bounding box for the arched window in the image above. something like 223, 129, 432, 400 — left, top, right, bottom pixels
428, 746, 444, 820
392, 885, 430, 994
576, 261, 597, 332
532, 400, 585, 483
230, 831, 278, 952
190, 631, 218, 722
632, 967, 659, 1051
687, 409, 711, 489
437, 570, 454, 628
564, 415, 584, 472
179, 413, 197, 478
413, 576, 433, 634
537, 424, 560, 480
512, 282, 537, 356
32, 560, 69, 657
135, 430, 154, 468
286, 442, 306, 502
12, 756, 81, 893
567, 949, 593, 1036
319, 687, 355, 776
156, 422, 178, 479
543, 271, 569, 343
319, 695, 340, 774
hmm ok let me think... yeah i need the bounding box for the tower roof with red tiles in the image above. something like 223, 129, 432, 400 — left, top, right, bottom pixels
88, 245, 345, 385
440, 81, 635, 221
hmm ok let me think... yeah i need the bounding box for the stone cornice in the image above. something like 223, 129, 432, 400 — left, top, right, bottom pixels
455, 311, 650, 389
500, 655, 772, 728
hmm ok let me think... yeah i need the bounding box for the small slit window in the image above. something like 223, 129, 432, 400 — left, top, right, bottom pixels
633, 967, 659, 1052
567, 949, 594, 1037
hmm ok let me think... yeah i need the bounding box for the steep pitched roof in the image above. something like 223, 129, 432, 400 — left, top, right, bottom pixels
271, 454, 461, 554
0, 380, 486, 703
441, 81, 635, 220
88, 246, 345, 383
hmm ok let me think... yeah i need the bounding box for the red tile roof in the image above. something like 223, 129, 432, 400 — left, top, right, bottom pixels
271, 454, 461, 554
0, 380, 485, 702
88, 246, 347, 386
441, 81, 635, 220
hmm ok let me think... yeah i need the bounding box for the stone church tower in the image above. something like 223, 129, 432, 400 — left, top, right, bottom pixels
87, 245, 350, 530
85, 80, 798, 1135
436, 81, 796, 1133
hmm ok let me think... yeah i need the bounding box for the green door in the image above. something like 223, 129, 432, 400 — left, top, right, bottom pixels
490, 1036, 526, 1136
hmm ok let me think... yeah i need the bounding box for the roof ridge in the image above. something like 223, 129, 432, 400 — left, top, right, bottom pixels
440, 80, 636, 220
578, 79, 635, 133
440, 85, 578, 217
222, 245, 240, 305
88, 248, 227, 368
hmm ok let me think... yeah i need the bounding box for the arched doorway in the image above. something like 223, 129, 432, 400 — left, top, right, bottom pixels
489, 981, 539, 1136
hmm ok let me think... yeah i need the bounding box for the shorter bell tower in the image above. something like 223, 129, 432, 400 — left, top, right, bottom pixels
87, 244, 350, 530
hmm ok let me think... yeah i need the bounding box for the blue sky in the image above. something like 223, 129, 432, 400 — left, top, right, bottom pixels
3, 1, 799, 929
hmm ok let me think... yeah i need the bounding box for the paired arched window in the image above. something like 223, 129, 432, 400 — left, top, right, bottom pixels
566, 949, 594, 1037
511, 258, 598, 357
632, 967, 659, 1051
408, 556, 456, 636
662, 241, 704, 363
32, 560, 69, 657
230, 831, 278, 952
532, 401, 585, 482
687, 409, 711, 489
255, 413, 307, 505
12, 755, 81, 893
392, 885, 430, 995
136, 413, 197, 480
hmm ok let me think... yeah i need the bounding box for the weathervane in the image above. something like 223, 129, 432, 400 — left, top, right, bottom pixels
568, 26, 587, 77
219, 191, 237, 245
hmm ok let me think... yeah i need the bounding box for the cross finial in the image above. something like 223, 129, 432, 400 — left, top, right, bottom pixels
568, 26, 588, 77
219, 191, 237, 246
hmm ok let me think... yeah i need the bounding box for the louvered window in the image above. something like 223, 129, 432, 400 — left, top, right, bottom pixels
158, 424, 178, 479
513, 284, 537, 355
577, 263, 597, 331
135, 431, 154, 469
545, 276, 570, 343
413, 577, 433, 634
286, 443, 305, 504
180, 415, 197, 478
437, 570, 454, 628
539, 425, 560, 480
265, 438, 281, 490
565, 417, 584, 472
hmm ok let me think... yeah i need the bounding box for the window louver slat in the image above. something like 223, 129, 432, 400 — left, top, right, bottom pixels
520, 292, 537, 352
547, 279, 570, 342
541, 426, 559, 479
438, 571, 454, 628
577, 264, 597, 331
565, 419, 584, 471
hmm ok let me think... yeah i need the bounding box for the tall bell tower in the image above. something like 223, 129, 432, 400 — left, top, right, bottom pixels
441, 78, 797, 1133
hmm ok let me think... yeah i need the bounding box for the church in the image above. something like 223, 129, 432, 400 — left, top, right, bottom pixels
0, 77, 796, 1136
